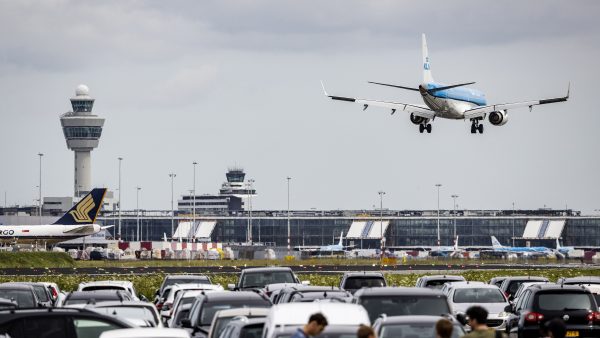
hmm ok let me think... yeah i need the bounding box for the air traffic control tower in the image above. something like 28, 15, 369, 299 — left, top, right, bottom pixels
60, 85, 105, 197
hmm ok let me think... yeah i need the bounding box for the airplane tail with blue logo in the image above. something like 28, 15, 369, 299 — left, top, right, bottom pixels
422, 33, 434, 83
491, 236, 504, 249
338, 231, 344, 247
53, 188, 107, 225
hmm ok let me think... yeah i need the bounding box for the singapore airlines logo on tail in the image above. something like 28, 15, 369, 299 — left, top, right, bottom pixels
69, 195, 95, 223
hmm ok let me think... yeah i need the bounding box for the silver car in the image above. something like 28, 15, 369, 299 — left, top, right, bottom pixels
446, 283, 510, 330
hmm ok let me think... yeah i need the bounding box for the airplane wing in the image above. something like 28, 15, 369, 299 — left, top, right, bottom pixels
463, 84, 570, 120
63, 225, 95, 234
321, 81, 436, 120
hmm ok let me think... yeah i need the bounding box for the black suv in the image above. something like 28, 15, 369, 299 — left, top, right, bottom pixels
340, 272, 387, 294
228, 267, 300, 291
353, 287, 452, 323
0, 308, 133, 338
505, 284, 600, 338
0, 284, 43, 309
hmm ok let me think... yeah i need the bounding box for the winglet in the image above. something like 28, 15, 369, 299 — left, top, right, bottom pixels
320, 80, 329, 97
566, 82, 570, 99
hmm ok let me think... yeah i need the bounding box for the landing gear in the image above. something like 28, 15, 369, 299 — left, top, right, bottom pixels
419, 123, 432, 133
470, 119, 484, 134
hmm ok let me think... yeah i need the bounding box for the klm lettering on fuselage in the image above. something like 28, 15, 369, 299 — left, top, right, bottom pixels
69, 194, 95, 223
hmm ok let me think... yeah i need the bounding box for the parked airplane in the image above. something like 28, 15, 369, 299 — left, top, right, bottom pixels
556, 238, 575, 256
430, 236, 464, 257
0, 188, 110, 245
319, 231, 347, 252
322, 34, 569, 134
490, 236, 553, 255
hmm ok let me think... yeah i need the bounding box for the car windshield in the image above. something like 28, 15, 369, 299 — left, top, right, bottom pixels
213, 315, 264, 337
380, 323, 465, 338
426, 280, 459, 289
32, 285, 49, 302
242, 272, 295, 288
537, 293, 593, 311
93, 306, 157, 325
453, 288, 505, 303
166, 278, 210, 289
344, 277, 385, 289
360, 296, 450, 323
199, 301, 271, 325
0, 290, 34, 308
239, 324, 264, 338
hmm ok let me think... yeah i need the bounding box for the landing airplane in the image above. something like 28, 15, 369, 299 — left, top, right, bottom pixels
490, 236, 553, 255
321, 34, 569, 134
0, 188, 110, 245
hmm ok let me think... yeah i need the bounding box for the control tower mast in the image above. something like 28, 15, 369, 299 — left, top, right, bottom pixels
60, 85, 105, 197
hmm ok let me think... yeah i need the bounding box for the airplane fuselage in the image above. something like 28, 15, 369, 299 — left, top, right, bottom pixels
0, 224, 101, 245
420, 82, 487, 119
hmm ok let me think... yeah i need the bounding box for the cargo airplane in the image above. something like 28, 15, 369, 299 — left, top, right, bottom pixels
322, 34, 569, 133
0, 188, 110, 245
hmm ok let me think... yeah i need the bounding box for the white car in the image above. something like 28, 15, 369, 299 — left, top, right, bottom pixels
263, 302, 370, 338
168, 290, 206, 327
208, 307, 270, 338
78, 281, 140, 301
161, 283, 224, 323
99, 328, 190, 338
440, 281, 485, 296
446, 283, 510, 330
88, 300, 163, 328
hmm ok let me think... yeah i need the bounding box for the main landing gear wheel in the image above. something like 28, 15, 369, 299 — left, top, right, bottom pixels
419, 124, 425, 133
478, 124, 484, 133
426, 124, 432, 133
470, 120, 484, 134
419, 124, 432, 133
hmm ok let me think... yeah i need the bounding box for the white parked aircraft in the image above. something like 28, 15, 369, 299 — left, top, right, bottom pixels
322, 34, 569, 133
0, 188, 110, 245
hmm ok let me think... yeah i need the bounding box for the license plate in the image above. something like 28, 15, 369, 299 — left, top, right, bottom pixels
565, 331, 579, 337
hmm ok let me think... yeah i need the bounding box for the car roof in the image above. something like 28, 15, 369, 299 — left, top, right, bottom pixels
241, 267, 293, 273
88, 300, 154, 308
171, 283, 223, 292
561, 276, 600, 284
0, 308, 132, 326
0, 284, 36, 291
81, 281, 133, 286
502, 276, 549, 282
99, 328, 190, 338
166, 275, 210, 279
530, 284, 591, 292
377, 315, 456, 325
280, 285, 342, 292
449, 283, 499, 290
354, 287, 445, 297
201, 291, 270, 302
67, 290, 129, 299
419, 275, 465, 281
268, 303, 370, 326
214, 307, 270, 318
343, 272, 385, 278
224, 317, 267, 329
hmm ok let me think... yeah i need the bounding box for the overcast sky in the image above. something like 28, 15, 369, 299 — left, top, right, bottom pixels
0, 1, 599, 213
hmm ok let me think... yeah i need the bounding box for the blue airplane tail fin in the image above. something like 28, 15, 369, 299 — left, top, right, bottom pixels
422, 33, 434, 83
53, 188, 107, 225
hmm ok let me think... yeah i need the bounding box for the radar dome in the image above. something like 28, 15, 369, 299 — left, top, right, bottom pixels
75, 84, 90, 96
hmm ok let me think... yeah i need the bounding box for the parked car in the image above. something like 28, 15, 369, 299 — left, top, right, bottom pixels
415, 275, 466, 289
169, 290, 207, 328
512, 281, 551, 305
557, 276, 600, 286
87, 300, 162, 328
78, 281, 141, 301
182, 291, 272, 337
499, 276, 549, 300
0, 307, 134, 338
38, 282, 65, 307
446, 283, 510, 330
207, 307, 269, 338
5, 282, 54, 308
505, 284, 600, 338
353, 287, 452, 323
263, 283, 304, 302
99, 328, 191, 338
161, 284, 224, 324
216, 317, 265, 338
0, 284, 42, 308
0, 298, 17, 310
63, 290, 132, 306
372, 315, 466, 338
339, 272, 387, 294
262, 302, 370, 338
440, 281, 486, 296
156, 275, 212, 303
275, 285, 352, 304
489, 277, 510, 288
228, 267, 302, 291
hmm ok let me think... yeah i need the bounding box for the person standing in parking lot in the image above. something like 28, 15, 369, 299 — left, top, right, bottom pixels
462, 306, 505, 338
357, 324, 376, 338
291, 312, 328, 338
435, 318, 453, 338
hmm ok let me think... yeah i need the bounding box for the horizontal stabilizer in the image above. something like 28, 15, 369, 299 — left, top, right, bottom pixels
63, 225, 95, 234
368, 81, 419, 91
428, 82, 475, 93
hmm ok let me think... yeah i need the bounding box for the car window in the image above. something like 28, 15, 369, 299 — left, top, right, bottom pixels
360, 296, 450, 323
199, 301, 271, 326
0, 289, 35, 308
425, 280, 457, 289
165, 278, 210, 290
453, 288, 505, 303
73, 318, 123, 338
93, 306, 158, 326
380, 323, 465, 338
536, 293, 593, 311
240, 324, 264, 338
242, 272, 295, 288
0, 316, 67, 338
32, 285, 50, 302
173, 308, 191, 327
81, 286, 126, 292
344, 277, 385, 289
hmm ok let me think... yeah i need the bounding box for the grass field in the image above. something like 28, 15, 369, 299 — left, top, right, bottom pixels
0, 252, 75, 268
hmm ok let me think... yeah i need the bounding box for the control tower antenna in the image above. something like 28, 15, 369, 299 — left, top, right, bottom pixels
60, 85, 105, 197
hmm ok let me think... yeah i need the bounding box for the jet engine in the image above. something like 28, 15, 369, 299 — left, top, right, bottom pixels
410, 113, 427, 125
488, 110, 508, 126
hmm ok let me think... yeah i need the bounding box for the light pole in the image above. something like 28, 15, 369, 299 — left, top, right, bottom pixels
435, 184, 442, 248
378, 191, 385, 255
37, 153, 43, 224
249, 179, 255, 244
192, 161, 197, 242
287, 177, 291, 256
136, 186, 141, 242
512, 202, 515, 247
118, 157, 123, 240
169, 173, 176, 239
451, 194, 459, 242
